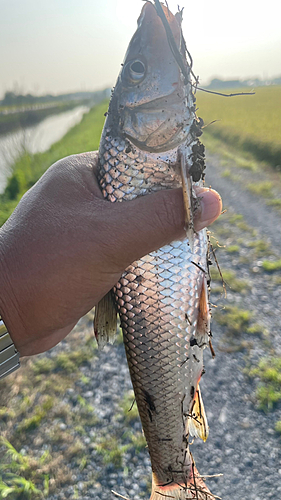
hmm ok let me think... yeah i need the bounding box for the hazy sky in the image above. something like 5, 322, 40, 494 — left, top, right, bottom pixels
1, 0, 281, 98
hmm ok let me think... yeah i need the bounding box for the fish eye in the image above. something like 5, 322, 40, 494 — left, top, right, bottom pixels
123, 59, 146, 84
130, 61, 145, 74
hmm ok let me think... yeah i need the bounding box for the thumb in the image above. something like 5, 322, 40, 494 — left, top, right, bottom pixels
109, 186, 222, 267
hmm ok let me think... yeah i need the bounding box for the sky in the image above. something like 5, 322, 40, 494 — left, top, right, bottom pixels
1, 0, 281, 99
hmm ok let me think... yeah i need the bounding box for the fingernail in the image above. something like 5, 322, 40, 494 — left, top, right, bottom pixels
195, 189, 222, 231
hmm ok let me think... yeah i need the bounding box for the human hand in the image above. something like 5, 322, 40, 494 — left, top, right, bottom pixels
0, 152, 222, 356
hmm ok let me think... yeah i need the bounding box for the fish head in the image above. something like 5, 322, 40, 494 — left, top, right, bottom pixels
109, 2, 194, 153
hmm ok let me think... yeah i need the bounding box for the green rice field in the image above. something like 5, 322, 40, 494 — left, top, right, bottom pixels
196, 85, 281, 167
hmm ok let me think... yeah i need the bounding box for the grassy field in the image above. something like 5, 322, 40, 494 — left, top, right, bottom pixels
0, 320, 99, 499
196, 85, 281, 167
0, 100, 108, 226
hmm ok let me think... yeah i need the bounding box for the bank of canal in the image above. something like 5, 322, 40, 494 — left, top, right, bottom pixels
0, 105, 89, 193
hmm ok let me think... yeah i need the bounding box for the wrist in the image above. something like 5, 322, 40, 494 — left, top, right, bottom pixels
0, 317, 20, 378
0, 227, 25, 354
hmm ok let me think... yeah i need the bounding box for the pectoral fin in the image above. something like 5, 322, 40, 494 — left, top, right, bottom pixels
188, 385, 209, 442
94, 291, 117, 349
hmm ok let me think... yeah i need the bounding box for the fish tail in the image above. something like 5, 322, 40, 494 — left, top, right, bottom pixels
150, 467, 213, 500
150, 473, 184, 500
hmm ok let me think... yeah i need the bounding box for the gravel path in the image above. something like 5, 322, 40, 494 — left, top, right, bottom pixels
48, 151, 281, 500
206, 152, 281, 248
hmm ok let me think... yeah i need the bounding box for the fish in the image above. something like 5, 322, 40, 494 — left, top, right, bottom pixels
95, 2, 215, 499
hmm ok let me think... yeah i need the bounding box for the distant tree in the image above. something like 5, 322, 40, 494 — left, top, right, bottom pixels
2, 91, 18, 106
207, 78, 244, 90
273, 76, 281, 85
2, 91, 38, 106
5, 174, 20, 200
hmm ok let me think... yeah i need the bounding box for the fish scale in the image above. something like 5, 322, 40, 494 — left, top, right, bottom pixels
96, 2, 213, 499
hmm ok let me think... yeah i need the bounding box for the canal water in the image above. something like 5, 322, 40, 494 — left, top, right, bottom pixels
0, 105, 89, 193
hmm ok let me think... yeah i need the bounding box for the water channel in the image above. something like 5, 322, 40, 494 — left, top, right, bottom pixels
0, 105, 89, 193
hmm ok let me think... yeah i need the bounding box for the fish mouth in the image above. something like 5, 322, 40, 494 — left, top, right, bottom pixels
121, 89, 192, 153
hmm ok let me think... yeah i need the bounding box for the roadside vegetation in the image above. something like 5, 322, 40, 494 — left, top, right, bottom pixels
0, 100, 108, 226
0, 321, 147, 499
0, 322, 98, 499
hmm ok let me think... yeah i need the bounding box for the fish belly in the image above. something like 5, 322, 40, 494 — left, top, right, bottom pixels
114, 236, 207, 486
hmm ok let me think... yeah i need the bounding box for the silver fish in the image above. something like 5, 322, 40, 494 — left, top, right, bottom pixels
95, 2, 214, 499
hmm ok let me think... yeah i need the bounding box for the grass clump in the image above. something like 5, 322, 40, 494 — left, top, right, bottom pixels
262, 259, 281, 272
267, 199, 281, 208
228, 214, 244, 223
75, 396, 97, 428
32, 344, 94, 378
215, 305, 252, 334
211, 269, 248, 293
214, 305, 257, 352
54, 351, 90, 373
247, 239, 272, 257
128, 432, 146, 452
0, 474, 43, 499
236, 220, 252, 232
227, 213, 252, 232
235, 156, 258, 171
0, 438, 49, 499
95, 437, 130, 468
245, 323, 265, 336
226, 244, 240, 253
247, 181, 273, 198
275, 421, 281, 434
17, 397, 54, 433
221, 169, 231, 177
119, 390, 139, 422
31, 358, 55, 375
248, 357, 281, 410
273, 276, 281, 285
